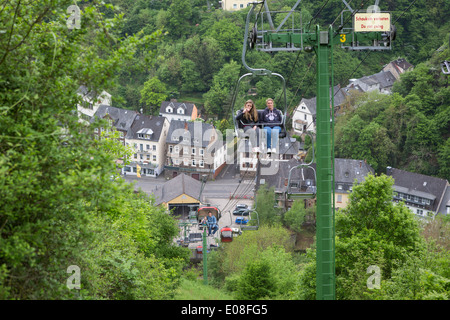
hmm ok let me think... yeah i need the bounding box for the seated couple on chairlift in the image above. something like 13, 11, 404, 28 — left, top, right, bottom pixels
236, 98, 282, 154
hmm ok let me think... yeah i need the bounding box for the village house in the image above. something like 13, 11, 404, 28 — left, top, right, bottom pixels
292, 85, 348, 135
386, 167, 449, 219
77, 85, 112, 124
382, 58, 414, 80
159, 101, 199, 123
123, 114, 169, 177
220, 0, 253, 10
165, 120, 225, 180
91, 105, 138, 145
334, 158, 375, 210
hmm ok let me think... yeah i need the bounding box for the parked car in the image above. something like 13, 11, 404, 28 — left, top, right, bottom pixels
232, 208, 250, 216
235, 217, 248, 225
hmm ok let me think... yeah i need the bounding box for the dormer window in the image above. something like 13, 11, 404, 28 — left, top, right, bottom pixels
177, 108, 184, 114
137, 128, 153, 140
166, 106, 173, 113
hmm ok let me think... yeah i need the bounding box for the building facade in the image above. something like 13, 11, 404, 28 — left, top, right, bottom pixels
124, 114, 169, 177
165, 120, 224, 180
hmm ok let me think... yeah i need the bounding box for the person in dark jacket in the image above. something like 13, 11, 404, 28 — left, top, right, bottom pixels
236, 99, 261, 152
261, 98, 282, 153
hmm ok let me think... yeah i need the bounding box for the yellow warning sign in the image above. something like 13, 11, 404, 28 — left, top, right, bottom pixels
354, 13, 390, 32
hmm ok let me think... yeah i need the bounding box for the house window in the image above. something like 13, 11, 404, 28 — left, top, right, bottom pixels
192, 159, 196, 166
192, 148, 196, 155
233, 4, 237, 8
169, 145, 173, 153
174, 158, 179, 165
183, 146, 188, 155
153, 155, 156, 161
140, 154, 143, 160
146, 144, 150, 150
140, 144, 144, 151
134, 154, 137, 159
199, 160, 204, 167
177, 108, 184, 114
147, 154, 150, 160
200, 149, 204, 157
338, 184, 343, 190
166, 107, 173, 113
174, 146, 179, 153
152, 145, 156, 151
183, 158, 188, 166
416, 209, 423, 215
337, 194, 342, 203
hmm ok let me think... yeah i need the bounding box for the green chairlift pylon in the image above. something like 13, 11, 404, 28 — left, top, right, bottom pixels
243, 0, 395, 300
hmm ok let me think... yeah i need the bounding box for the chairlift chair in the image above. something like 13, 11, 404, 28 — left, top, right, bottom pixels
197, 206, 220, 230
442, 61, 450, 75
231, 72, 288, 143
238, 210, 260, 231
220, 226, 233, 243
286, 165, 317, 200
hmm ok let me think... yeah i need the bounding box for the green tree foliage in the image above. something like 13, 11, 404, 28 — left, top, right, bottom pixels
297, 175, 426, 300
140, 76, 168, 114
165, 0, 194, 39
203, 60, 241, 117
206, 18, 243, 62
208, 225, 298, 299
235, 259, 276, 300
255, 184, 282, 227
0, 0, 187, 299
283, 201, 315, 233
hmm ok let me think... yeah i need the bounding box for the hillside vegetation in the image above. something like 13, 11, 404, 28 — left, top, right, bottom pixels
0, 0, 449, 300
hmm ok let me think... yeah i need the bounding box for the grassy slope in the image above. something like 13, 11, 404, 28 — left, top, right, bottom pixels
173, 278, 234, 300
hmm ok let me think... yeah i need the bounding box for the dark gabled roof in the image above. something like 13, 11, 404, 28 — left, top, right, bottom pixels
77, 85, 97, 100
126, 114, 167, 142
355, 70, 396, 90
387, 167, 448, 211
391, 58, 414, 71
334, 158, 375, 184
160, 101, 196, 116
371, 70, 396, 89
154, 173, 202, 205
166, 120, 216, 148
77, 85, 110, 102
91, 105, 138, 132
